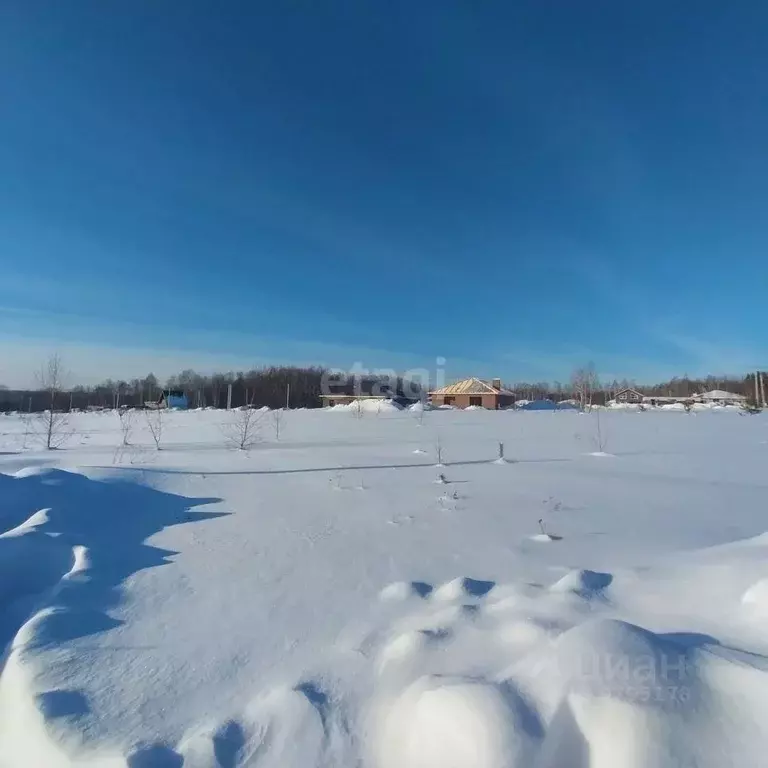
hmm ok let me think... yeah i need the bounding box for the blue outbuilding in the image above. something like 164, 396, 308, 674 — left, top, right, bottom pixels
159, 389, 189, 409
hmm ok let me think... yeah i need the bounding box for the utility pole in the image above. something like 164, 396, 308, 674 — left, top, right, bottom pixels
755, 370, 761, 405
286, 382, 290, 410
226, 383, 232, 410
760, 371, 766, 408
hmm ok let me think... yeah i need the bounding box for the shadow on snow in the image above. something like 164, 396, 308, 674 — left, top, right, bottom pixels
93, 457, 572, 477
0, 468, 225, 656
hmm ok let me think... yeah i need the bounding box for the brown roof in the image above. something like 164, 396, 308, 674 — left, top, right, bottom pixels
429, 377, 515, 396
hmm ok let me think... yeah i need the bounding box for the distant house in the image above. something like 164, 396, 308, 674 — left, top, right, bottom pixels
696, 390, 747, 405
614, 387, 644, 404
158, 390, 189, 409
320, 376, 422, 408
640, 390, 746, 407
429, 378, 515, 410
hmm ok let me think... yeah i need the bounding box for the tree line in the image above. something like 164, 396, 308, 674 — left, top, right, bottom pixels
0, 366, 327, 412
1, 362, 765, 413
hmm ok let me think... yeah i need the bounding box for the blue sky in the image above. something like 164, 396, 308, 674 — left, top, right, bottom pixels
1, 1, 766, 387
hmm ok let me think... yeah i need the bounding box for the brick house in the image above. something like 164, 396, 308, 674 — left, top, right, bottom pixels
429, 377, 516, 410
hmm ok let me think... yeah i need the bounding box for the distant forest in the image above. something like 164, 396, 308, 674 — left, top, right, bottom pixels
0, 366, 326, 412
0, 365, 765, 413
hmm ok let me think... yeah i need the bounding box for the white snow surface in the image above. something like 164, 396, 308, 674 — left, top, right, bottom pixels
1, 407, 768, 767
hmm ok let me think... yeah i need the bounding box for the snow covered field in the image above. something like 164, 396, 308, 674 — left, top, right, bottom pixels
1, 406, 768, 767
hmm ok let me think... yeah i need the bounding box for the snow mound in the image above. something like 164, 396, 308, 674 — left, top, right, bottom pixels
66, 545, 91, 579
741, 578, 768, 619
13, 466, 55, 479
380, 581, 433, 601
375, 630, 453, 678
496, 618, 553, 648
432, 577, 496, 602
552, 619, 692, 696
371, 676, 534, 768
529, 532, 561, 542
1, 508, 51, 537
550, 569, 613, 598
330, 399, 405, 413
608, 402, 643, 411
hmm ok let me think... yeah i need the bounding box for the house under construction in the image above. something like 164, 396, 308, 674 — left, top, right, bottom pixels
429, 377, 516, 409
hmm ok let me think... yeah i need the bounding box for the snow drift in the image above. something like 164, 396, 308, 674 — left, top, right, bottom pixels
0, 407, 767, 766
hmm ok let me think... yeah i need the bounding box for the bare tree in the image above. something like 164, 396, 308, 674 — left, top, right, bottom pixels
35, 354, 73, 449
144, 373, 158, 404
223, 406, 265, 450
571, 362, 600, 411
352, 398, 364, 419
145, 408, 164, 450
130, 378, 143, 406
570, 368, 585, 409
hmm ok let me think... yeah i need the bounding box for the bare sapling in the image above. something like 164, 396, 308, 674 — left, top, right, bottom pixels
224, 405, 264, 450
412, 401, 427, 427
537, 514, 563, 541
593, 409, 606, 452
145, 408, 164, 450
35, 354, 73, 449
352, 398, 364, 420
113, 408, 138, 463
20, 414, 33, 450
118, 408, 136, 446
434, 434, 444, 466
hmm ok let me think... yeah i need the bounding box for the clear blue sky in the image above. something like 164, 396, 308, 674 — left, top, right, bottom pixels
1, 1, 766, 387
